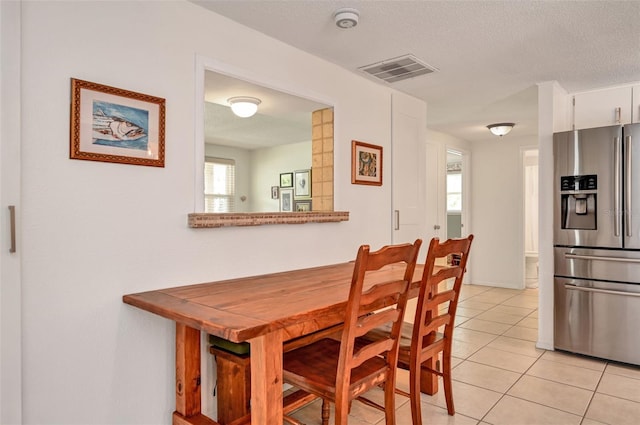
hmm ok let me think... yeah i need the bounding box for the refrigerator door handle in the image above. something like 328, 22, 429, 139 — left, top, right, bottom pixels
565, 283, 640, 298
565, 252, 640, 263
626, 135, 632, 237
615, 136, 622, 237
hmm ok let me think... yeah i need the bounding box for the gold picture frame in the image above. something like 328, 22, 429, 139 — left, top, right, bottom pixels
70, 78, 166, 167
351, 140, 383, 186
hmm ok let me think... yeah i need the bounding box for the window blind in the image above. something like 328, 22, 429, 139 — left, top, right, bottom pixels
204, 157, 236, 213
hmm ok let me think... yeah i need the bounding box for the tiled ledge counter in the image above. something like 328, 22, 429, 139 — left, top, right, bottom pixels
188, 211, 349, 228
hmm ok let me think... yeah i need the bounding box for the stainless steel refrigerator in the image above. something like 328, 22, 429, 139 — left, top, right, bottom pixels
554, 123, 640, 366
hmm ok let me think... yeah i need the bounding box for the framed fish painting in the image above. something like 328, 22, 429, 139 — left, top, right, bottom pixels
351, 140, 383, 186
70, 78, 165, 167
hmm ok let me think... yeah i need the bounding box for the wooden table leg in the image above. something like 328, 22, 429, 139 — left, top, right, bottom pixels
419, 356, 439, 395
250, 330, 283, 425
174, 323, 202, 422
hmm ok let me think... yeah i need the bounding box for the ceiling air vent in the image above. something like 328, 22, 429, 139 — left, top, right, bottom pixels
358, 55, 437, 83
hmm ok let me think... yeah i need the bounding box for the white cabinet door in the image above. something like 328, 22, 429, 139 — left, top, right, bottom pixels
633, 85, 640, 123
1, 2, 23, 423
391, 94, 427, 246
573, 86, 632, 129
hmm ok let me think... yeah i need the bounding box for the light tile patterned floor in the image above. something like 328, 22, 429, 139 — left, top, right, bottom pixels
287, 284, 640, 425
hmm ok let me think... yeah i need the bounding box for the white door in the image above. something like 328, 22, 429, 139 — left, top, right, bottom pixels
425, 142, 442, 241
1, 2, 23, 422
391, 94, 427, 246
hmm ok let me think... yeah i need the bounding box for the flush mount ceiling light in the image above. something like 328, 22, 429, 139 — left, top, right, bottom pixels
228, 96, 261, 118
487, 123, 515, 137
334, 7, 359, 29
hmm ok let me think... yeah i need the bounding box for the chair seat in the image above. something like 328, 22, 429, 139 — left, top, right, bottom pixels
283, 338, 389, 398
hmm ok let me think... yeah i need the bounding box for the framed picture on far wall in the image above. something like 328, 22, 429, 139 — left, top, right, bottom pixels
271, 185, 279, 199
294, 200, 312, 212
280, 188, 294, 212
294, 169, 311, 198
351, 140, 383, 186
280, 172, 293, 188
69, 78, 166, 167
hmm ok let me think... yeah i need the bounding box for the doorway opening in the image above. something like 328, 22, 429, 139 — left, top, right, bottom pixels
523, 149, 539, 288
445, 148, 471, 282
446, 149, 463, 239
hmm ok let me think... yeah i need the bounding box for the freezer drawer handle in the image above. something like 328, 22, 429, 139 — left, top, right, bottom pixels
565, 253, 640, 263
565, 283, 640, 298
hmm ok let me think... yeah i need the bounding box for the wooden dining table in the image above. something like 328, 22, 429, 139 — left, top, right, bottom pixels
123, 261, 439, 425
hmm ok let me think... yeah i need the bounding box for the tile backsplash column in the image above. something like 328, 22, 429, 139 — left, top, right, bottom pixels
312, 108, 334, 211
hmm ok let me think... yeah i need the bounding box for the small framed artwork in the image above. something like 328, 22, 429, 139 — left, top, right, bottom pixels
294, 200, 312, 212
352, 140, 383, 186
280, 172, 293, 188
70, 78, 166, 167
294, 169, 311, 198
271, 185, 279, 199
280, 188, 294, 212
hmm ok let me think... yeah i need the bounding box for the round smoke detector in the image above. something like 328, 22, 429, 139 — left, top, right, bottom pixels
334, 8, 359, 29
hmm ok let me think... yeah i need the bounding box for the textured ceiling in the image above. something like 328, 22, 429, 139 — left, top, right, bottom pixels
194, 0, 640, 143
204, 71, 330, 149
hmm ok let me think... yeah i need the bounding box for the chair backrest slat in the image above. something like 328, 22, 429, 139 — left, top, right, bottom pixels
357, 309, 400, 337
429, 290, 455, 306
433, 267, 463, 283
352, 339, 395, 369
359, 279, 407, 310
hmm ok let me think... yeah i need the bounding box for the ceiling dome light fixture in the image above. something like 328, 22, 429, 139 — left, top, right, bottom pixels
487, 123, 515, 137
228, 96, 261, 118
334, 7, 359, 29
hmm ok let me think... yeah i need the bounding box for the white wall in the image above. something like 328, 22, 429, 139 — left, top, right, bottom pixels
469, 135, 538, 288
17, 1, 418, 423
536, 81, 570, 350
250, 141, 311, 212
205, 141, 310, 213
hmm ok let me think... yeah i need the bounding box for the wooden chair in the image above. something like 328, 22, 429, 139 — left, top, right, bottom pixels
361, 235, 473, 425
282, 239, 423, 425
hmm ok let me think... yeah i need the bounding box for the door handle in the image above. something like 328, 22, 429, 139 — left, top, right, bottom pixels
394, 210, 399, 230
626, 135, 632, 237
614, 136, 622, 236
9, 205, 16, 253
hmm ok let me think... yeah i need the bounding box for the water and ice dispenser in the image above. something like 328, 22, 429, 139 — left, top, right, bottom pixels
560, 175, 597, 230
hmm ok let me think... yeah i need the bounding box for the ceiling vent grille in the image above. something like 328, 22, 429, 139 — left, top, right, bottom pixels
358, 54, 437, 83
